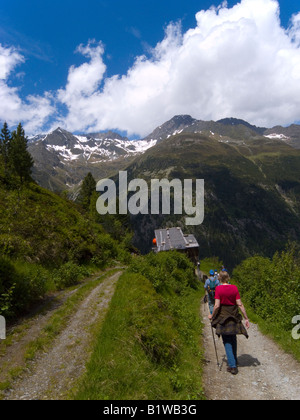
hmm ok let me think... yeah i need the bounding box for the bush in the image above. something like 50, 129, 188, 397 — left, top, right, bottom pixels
233, 243, 300, 330
0, 256, 49, 318
52, 262, 89, 290
0, 256, 17, 317
130, 251, 198, 295
0, 234, 30, 257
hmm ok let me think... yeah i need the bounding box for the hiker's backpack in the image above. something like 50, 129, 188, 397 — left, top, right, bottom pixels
208, 278, 216, 299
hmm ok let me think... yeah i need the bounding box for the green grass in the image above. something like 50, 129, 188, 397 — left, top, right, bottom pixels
0, 175, 132, 319
24, 269, 121, 361
233, 247, 300, 362
200, 257, 223, 276
74, 270, 205, 400
0, 268, 121, 397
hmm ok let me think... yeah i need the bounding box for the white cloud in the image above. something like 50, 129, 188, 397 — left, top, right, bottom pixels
54, 0, 300, 136
55, 40, 107, 132
1, 0, 300, 136
288, 11, 300, 46
0, 44, 54, 134
57, 40, 106, 104
0, 44, 24, 79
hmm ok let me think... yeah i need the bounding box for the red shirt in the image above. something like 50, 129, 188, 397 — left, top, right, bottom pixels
215, 284, 241, 306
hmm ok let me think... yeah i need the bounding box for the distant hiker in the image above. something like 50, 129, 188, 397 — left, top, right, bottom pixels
204, 270, 220, 314
196, 261, 202, 281
208, 271, 250, 375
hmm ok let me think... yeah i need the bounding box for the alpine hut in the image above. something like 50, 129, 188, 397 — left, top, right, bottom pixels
153, 227, 199, 264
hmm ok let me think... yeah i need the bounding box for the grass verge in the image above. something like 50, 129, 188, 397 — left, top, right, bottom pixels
0, 268, 121, 397
74, 269, 205, 400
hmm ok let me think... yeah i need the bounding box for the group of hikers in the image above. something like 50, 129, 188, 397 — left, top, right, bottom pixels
204, 268, 250, 375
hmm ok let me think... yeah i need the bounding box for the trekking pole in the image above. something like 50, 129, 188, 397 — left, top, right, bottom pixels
210, 321, 221, 371
206, 295, 221, 371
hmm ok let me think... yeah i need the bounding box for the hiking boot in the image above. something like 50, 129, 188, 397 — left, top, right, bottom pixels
227, 367, 238, 375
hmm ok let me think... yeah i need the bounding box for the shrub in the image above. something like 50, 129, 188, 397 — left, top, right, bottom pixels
52, 262, 88, 290
0, 256, 17, 317
130, 251, 197, 295
0, 257, 49, 318
233, 243, 300, 330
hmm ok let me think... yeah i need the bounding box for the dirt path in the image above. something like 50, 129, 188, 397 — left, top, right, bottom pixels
201, 303, 300, 400
2, 271, 122, 400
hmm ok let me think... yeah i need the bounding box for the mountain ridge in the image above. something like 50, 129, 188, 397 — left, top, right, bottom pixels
24, 114, 300, 267
143, 115, 300, 144
29, 115, 300, 146
27, 115, 300, 192
124, 129, 300, 267
28, 127, 156, 191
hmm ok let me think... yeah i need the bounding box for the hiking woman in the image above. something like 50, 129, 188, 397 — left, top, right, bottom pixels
208, 271, 250, 375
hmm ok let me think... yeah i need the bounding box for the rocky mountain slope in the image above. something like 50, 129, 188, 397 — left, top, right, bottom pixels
144, 115, 300, 145
28, 128, 156, 191
26, 115, 300, 266
28, 116, 300, 192
125, 127, 300, 267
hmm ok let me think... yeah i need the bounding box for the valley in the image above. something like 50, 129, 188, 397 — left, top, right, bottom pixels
27, 115, 300, 267
28, 115, 300, 191
1, 115, 300, 401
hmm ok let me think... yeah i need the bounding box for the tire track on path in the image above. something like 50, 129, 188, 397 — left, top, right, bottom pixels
3, 271, 122, 400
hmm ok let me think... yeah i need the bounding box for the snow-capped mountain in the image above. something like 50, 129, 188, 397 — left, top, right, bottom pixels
27, 127, 157, 191
28, 116, 300, 192
29, 127, 156, 164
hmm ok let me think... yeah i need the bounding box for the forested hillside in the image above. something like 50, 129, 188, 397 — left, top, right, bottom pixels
0, 123, 131, 319
126, 131, 300, 267
1, 121, 300, 400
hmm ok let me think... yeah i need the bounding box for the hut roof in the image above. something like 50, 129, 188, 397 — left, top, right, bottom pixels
154, 227, 199, 252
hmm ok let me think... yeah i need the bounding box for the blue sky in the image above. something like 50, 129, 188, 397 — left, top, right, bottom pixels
0, 0, 299, 136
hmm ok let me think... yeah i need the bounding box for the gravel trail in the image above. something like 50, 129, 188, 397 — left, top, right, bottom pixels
201, 302, 300, 400
2, 271, 122, 400
4, 272, 299, 401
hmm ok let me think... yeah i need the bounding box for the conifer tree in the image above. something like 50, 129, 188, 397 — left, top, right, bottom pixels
9, 123, 34, 184
0, 122, 11, 176
78, 172, 96, 210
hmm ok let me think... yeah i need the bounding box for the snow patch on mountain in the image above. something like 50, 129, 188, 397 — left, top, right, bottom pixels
264, 133, 290, 140
31, 128, 157, 164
